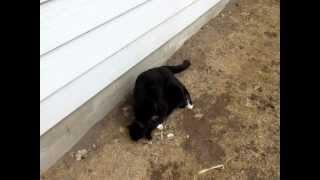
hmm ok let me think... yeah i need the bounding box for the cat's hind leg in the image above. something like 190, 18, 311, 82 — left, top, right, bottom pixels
186, 100, 193, 109
183, 86, 193, 109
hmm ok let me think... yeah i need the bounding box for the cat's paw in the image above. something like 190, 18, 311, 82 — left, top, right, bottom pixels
157, 124, 164, 130
186, 103, 194, 110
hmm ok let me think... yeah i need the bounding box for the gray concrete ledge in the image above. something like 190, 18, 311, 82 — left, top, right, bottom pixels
40, 0, 230, 173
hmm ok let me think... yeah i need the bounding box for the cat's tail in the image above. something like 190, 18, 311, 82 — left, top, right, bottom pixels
164, 60, 191, 74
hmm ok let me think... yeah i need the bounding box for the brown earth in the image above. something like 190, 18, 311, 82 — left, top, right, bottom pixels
42, 0, 280, 179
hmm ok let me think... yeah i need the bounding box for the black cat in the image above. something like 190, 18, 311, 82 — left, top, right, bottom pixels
128, 60, 193, 141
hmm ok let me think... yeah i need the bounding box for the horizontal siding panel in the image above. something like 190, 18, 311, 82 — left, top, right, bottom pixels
40, 0, 195, 101
40, 0, 149, 55
40, 0, 221, 135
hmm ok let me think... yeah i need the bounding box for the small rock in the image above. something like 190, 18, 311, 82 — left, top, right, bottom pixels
148, 141, 153, 145
194, 113, 204, 119
240, 12, 250, 17
186, 135, 190, 139
119, 126, 125, 133
70, 152, 75, 158
167, 133, 174, 139
75, 149, 88, 161
92, 144, 97, 149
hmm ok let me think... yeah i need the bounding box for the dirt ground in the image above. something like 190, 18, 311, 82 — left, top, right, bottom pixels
42, 0, 279, 179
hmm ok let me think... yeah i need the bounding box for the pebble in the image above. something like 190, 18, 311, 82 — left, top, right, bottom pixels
194, 113, 204, 119
70, 152, 75, 158
92, 144, 97, 149
75, 149, 88, 161
119, 126, 125, 133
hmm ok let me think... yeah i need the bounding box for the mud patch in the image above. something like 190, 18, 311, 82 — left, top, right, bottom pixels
180, 94, 234, 165
205, 94, 231, 120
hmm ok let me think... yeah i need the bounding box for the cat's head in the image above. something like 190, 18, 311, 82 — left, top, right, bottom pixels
128, 121, 145, 141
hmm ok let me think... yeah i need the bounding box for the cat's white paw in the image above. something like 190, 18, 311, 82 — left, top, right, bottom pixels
187, 103, 194, 110
157, 124, 164, 130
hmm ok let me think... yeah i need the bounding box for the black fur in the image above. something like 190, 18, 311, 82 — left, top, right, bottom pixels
128, 60, 192, 141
